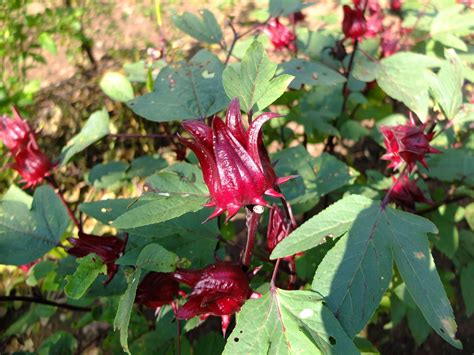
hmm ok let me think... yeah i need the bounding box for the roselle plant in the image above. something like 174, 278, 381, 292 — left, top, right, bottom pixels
1, 0, 474, 353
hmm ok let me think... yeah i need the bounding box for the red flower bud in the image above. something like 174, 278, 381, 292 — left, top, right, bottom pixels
67, 232, 127, 284
389, 175, 432, 211
0, 108, 31, 154
135, 272, 179, 308
380, 119, 441, 172
263, 18, 296, 52
173, 262, 252, 319
179, 98, 294, 222
342, 5, 367, 40
266, 205, 291, 252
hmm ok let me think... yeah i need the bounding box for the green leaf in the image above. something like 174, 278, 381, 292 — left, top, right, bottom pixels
272, 146, 357, 212
465, 203, 474, 230
88, 161, 129, 189
38, 331, 77, 355
460, 262, 474, 317
430, 5, 474, 50
222, 41, 293, 113
112, 194, 206, 229
60, 109, 110, 165
407, 307, 431, 346
375, 53, 443, 119
280, 59, 346, 89
311, 202, 393, 337
100, 72, 134, 102
269, 0, 312, 17
425, 149, 474, 186
281, 195, 461, 348
223, 289, 359, 354
64, 254, 107, 300
127, 156, 167, 178
128, 50, 228, 122
388, 207, 461, 349
144, 162, 208, 195
428, 49, 464, 119
0, 185, 69, 265
135, 243, 178, 272
38, 32, 57, 54
2, 184, 33, 208
172, 10, 222, 44
114, 267, 141, 355
271, 194, 372, 258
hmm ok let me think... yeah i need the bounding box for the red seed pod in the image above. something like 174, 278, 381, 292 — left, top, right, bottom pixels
135, 272, 180, 308
173, 262, 252, 319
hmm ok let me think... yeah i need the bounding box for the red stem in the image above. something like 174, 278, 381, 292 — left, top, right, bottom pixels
242, 207, 262, 268
270, 258, 281, 290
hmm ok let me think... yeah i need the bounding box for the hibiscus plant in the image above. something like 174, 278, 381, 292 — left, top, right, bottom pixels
1, 0, 473, 354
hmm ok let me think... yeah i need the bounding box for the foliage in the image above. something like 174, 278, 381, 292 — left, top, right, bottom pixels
1, 0, 473, 354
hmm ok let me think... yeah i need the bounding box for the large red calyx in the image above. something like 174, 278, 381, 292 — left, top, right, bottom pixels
342, 4, 367, 40
135, 272, 180, 309
173, 262, 252, 319
179, 98, 294, 222
0, 107, 53, 188
67, 231, 127, 284
263, 18, 296, 52
380, 118, 441, 172
389, 175, 433, 211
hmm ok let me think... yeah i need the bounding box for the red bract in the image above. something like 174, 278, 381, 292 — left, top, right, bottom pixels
380, 119, 441, 172
11, 144, 53, 188
180, 98, 294, 222
342, 5, 367, 40
173, 262, 252, 320
135, 272, 179, 309
0, 108, 31, 154
389, 175, 432, 211
263, 18, 296, 52
365, 1, 384, 37
381, 26, 400, 57
67, 232, 127, 284
266, 205, 291, 252
0, 108, 53, 188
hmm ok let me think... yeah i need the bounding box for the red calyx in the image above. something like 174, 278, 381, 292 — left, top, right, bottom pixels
342, 5, 367, 40
263, 18, 296, 52
0, 107, 53, 188
173, 262, 252, 319
389, 175, 433, 211
365, 1, 384, 37
135, 272, 180, 308
179, 98, 294, 222
381, 26, 400, 57
390, 0, 402, 11
380, 118, 441, 172
67, 231, 127, 285
0, 107, 31, 154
